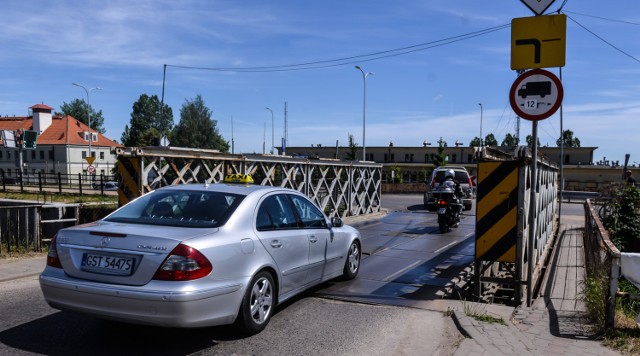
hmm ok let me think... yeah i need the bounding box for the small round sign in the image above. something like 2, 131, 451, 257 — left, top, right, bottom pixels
509, 69, 563, 121
87, 165, 96, 174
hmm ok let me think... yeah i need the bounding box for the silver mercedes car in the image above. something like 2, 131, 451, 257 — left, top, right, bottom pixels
39, 177, 362, 334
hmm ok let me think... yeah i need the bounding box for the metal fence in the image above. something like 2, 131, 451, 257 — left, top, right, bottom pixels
0, 202, 118, 254
0, 171, 118, 195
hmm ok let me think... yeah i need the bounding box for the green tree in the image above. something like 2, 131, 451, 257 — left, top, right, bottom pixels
170, 95, 229, 151
121, 94, 174, 147
433, 137, 447, 168
469, 137, 481, 147
484, 133, 498, 147
526, 135, 541, 147
603, 186, 640, 252
501, 133, 518, 146
556, 129, 581, 147
57, 99, 106, 134
344, 134, 359, 161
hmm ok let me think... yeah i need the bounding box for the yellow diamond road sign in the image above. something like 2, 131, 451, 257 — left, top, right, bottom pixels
511, 14, 566, 70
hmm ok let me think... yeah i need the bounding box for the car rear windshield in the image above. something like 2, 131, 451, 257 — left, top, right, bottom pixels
105, 190, 245, 228
434, 170, 469, 184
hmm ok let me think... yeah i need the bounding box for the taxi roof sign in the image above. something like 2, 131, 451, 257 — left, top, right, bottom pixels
224, 174, 254, 184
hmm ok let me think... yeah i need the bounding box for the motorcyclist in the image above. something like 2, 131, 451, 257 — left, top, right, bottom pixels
443, 169, 463, 200
442, 169, 463, 227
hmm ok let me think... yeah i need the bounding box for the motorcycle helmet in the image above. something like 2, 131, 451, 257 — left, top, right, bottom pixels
445, 169, 455, 180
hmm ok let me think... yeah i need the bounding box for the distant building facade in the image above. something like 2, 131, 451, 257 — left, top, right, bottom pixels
280, 144, 629, 192
0, 104, 122, 181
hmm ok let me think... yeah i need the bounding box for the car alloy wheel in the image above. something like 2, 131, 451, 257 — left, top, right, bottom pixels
236, 271, 275, 334
342, 241, 361, 280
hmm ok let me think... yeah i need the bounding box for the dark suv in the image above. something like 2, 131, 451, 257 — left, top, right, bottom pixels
424, 166, 474, 211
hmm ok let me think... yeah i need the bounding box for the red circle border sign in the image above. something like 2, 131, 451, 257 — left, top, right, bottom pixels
509, 69, 563, 121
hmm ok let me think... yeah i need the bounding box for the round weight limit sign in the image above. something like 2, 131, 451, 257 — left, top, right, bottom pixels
509, 69, 563, 121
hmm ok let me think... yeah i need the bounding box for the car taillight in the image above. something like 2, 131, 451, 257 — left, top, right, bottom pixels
46, 234, 63, 268
153, 244, 212, 281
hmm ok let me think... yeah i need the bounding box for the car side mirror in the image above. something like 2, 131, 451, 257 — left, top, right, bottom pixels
331, 217, 343, 228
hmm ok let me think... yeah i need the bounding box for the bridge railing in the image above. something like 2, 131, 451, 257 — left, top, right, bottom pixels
115, 147, 382, 219
474, 146, 560, 306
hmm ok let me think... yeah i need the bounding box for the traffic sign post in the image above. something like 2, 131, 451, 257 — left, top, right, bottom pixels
509, 69, 563, 121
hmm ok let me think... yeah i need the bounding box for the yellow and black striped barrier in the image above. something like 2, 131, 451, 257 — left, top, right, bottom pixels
476, 160, 520, 263
117, 157, 140, 207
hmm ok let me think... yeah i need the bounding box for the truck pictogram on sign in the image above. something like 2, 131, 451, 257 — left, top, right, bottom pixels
517, 81, 551, 98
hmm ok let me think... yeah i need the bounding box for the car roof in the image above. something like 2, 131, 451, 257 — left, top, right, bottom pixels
433, 166, 468, 172
153, 182, 292, 196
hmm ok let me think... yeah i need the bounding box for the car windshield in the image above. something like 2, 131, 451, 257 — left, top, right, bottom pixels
104, 189, 245, 228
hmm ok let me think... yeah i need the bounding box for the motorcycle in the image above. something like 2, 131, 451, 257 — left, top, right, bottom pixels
432, 184, 463, 233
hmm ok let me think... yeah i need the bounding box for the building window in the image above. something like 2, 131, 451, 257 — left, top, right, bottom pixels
39, 151, 44, 159
410, 154, 414, 162
49, 150, 54, 160
384, 153, 388, 162
564, 154, 570, 164
468, 154, 473, 163
82, 151, 87, 158
451, 154, 457, 163
100, 151, 105, 160
405, 154, 410, 162
31, 151, 36, 159
92, 133, 98, 142
0, 151, 3, 159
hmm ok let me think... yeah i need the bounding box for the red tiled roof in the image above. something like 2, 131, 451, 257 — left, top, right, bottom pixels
30, 104, 54, 111
0, 115, 123, 148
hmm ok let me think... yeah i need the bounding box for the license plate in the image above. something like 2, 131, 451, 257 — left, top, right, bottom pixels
437, 208, 447, 214
81, 253, 134, 275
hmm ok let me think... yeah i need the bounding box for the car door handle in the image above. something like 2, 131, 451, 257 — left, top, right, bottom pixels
309, 235, 318, 243
270, 240, 283, 248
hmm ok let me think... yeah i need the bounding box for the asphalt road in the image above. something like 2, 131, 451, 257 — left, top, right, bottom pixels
0, 193, 463, 355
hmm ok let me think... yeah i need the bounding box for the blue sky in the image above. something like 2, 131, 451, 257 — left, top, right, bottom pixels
2, 0, 639, 164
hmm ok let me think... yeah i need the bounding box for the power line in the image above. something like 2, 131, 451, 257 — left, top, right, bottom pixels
566, 15, 640, 64
564, 10, 640, 26
166, 24, 510, 73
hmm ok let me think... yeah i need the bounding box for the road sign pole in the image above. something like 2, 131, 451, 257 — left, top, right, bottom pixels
527, 121, 539, 307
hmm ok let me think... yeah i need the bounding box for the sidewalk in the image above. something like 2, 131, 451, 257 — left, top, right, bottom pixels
452, 206, 622, 356
0, 253, 47, 282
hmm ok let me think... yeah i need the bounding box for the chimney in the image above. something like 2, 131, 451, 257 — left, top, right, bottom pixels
31, 104, 54, 133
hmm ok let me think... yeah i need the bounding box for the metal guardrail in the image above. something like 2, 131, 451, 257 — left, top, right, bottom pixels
562, 190, 600, 203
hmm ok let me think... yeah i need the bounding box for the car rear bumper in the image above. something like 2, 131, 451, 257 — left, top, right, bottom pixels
39, 268, 245, 328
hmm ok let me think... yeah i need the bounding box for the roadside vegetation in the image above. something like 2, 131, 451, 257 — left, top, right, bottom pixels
0, 190, 117, 204
582, 185, 640, 355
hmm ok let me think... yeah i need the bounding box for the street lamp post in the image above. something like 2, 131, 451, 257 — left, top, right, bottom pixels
72, 83, 102, 161
478, 103, 483, 146
355, 66, 373, 161
265, 107, 274, 154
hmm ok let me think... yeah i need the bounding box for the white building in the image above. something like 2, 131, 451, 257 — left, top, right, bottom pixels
0, 104, 122, 181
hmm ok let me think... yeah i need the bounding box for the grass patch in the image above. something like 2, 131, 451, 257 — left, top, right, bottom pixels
0, 190, 117, 204
462, 300, 506, 325
581, 271, 640, 355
